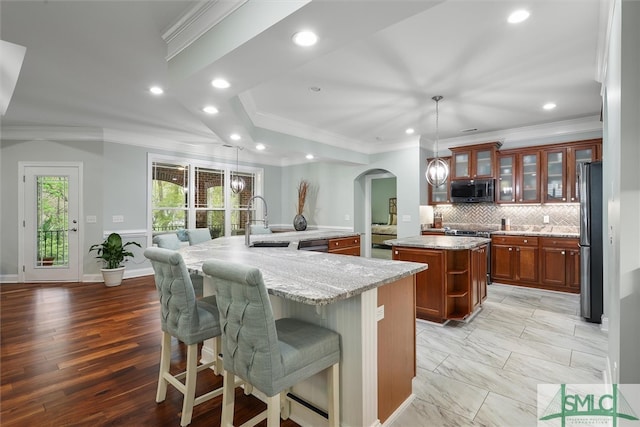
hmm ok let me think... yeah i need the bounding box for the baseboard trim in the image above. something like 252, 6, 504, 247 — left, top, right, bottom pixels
381, 393, 415, 426
83, 267, 153, 283
0, 274, 19, 284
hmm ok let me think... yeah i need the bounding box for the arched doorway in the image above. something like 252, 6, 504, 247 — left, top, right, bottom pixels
356, 169, 397, 258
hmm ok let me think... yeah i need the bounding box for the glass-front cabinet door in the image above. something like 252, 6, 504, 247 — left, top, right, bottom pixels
569, 146, 596, 202
453, 152, 470, 179
519, 152, 540, 203
474, 149, 494, 178
544, 149, 567, 203
497, 155, 515, 203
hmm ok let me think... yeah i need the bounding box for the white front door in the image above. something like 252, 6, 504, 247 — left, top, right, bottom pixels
20, 163, 82, 282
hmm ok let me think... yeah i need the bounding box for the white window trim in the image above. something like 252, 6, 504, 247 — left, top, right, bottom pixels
147, 153, 264, 246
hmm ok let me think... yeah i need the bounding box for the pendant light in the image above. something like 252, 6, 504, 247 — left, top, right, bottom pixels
230, 146, 245, 194
425, 95, 449, 187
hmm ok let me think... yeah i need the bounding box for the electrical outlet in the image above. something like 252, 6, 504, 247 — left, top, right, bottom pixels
376, 305, 384, 321
86, 215, 97, 223
112, 215, 124, 223
402, 214, 411, 222
344, 214, 350, 221
543, 215, 550, 224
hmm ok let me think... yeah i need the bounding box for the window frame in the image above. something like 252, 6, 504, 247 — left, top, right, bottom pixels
147, 153, 264, 245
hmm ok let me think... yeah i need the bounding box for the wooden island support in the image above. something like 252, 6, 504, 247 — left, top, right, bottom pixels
385, 235, 491, 324
179, 231, 426, 426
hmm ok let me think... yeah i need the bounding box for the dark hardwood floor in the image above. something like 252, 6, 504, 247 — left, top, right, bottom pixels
0, 276, 299, 426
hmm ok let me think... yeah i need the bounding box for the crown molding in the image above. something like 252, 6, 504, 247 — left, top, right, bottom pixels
162, 0, 249, 61
0, 125, 104, 141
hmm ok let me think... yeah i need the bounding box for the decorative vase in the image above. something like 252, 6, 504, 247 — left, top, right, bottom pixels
293, 214, 307, 231
101, 266, 126, 287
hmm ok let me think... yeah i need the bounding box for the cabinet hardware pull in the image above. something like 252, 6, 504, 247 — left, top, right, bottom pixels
571, 197, 575, 201
562, 198, 566, 201
516, 248, 520, 252
509, 248, 512, 251
561, 251, 565, 255
524, 239, 528, 243
394, 251, 398, 255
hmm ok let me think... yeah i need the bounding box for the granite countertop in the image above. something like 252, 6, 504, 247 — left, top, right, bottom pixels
243, 229, 361, 246
421, 225, 579, 239
490, 230, 579, 238
179, 234, 426, 306
384, 235, 491, 250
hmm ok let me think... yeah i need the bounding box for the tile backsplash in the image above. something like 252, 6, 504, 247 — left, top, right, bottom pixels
433, 204, 579, 230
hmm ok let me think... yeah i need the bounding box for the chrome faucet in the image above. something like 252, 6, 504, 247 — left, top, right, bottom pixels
245, 195, 269, 246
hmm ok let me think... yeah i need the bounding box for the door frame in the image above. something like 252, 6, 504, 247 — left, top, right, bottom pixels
18, 161, 84, 282
364, 171, 395, 258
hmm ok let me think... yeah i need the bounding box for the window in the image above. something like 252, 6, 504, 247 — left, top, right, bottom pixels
149, 156, 262, 240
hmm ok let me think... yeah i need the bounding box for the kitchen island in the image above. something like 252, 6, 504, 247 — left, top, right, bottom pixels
385, 235, 491, 324
179, 232, 426, 426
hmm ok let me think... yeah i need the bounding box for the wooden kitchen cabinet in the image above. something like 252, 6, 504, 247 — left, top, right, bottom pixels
328, 236, 361, 256
491, 235, 539, 284
427, 156, 451, 204
449, 142, 501, 180
392, 247, 444, 322
497, 150, 541, 204
540, 237, 580, 291
542, 139, 602, 204
471, 245, 488, 311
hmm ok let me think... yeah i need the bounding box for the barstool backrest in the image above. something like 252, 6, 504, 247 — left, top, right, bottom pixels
186, 228, 212, 245
153, 233, 181, 250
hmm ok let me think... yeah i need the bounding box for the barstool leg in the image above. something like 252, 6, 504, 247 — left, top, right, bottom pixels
156, 332, 171, 402
328, 362, 340, 427
221, 370, 236, 427
266, 394, 281, 427
180, 343, 198, 426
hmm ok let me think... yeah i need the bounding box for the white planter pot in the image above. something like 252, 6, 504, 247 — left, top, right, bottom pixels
101, 267, 125, 287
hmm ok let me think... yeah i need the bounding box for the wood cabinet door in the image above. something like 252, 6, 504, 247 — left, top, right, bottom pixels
543, 149, 568, 203
471, 248, 481, 310
566, 249, 581, 290
473, 149, 494, 178
541, 247, 567, 286
478, 246, 488, 301
491, 244, 514, 281
517, 152, 540, 203
568, 144, 598, 202
393, 248, 444, 321
452, 151, 471, 179
516, 246, 538, 283
497, 154, 516, 203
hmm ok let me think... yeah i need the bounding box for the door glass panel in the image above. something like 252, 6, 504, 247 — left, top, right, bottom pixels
36, 176, 69, 267
546, 151, 564, 201
521, 154, 538, 201
475, 150, 492, 176
574, 148, 593, 200
454, 153, 469, 177
152, 162, 189, 232
498, 157, 514, 202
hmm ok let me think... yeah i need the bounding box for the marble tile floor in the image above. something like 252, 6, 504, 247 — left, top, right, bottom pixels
390, 283, 608, 427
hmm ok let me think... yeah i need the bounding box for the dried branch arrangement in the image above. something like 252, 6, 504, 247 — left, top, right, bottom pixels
297, 180, 309, 215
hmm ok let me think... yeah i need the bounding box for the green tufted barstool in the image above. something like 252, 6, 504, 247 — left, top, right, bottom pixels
144, 247, 223, 426
185, 228, 212, 245
202, 259, 341, 427
152, 233, 203, 297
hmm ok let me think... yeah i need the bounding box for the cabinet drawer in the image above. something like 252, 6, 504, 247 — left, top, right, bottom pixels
539, 237, 579, 249
491, 235, 538, 246
330, 246, 361, 256
422, 230, 445, 235
329, 236, 361, 250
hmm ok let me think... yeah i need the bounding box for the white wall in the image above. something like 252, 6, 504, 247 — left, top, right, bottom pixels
603, 0, 640, 383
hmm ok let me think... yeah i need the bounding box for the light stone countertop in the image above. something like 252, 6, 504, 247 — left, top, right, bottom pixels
384, 235, 491, 250
241, 229, 362, 245
179, 234, 426, 306
490, 230, 579, 238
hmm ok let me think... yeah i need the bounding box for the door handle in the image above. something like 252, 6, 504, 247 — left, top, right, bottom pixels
71, 228, 78, 232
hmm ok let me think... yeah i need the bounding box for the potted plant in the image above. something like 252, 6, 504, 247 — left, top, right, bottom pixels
89, 232, 141, 287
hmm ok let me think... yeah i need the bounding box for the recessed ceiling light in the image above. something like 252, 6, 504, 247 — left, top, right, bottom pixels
405, 128, 415, 135
309, 86, 321, 92
203, 106, 218, 114
543, 102, 557, 110
292, 31, 318, 47
211, 78, 230, 89
230, 134, 241, 141
305, 154, 314, 160
256, 143, 266, 151
508, 9, 530, 24
149, 86, 164, 95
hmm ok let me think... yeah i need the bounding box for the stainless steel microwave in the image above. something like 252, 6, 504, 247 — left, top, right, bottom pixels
450, 179, 495, 203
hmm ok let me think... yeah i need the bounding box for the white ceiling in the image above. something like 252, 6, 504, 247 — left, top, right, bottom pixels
0, 0, 604, 165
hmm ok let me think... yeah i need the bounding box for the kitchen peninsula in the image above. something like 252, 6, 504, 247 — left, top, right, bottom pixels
385, 235, 491, 324
179, 231, 427, 426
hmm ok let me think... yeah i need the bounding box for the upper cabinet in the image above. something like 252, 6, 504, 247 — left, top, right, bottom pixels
427, 156, 451, 205
449, 142, 501, 180
497, 149, 541, 203
542, 139, 602, 203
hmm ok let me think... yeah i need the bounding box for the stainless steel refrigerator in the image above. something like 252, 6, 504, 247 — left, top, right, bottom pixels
578, 161, 603, 323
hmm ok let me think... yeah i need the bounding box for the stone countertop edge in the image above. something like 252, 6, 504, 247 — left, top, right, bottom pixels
384, 235, 491, 250
490, 230, 579, 238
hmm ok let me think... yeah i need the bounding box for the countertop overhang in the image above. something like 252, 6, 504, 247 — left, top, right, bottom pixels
179, 232, 426, 306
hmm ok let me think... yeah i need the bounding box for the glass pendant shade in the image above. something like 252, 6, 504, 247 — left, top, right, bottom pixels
426, 157, 449, 187
230, 146, 245, 194
230, 176, 245, 194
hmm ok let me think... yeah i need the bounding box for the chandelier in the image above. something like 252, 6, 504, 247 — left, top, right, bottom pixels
230, 146, 245, 194
425, 95, 449, 187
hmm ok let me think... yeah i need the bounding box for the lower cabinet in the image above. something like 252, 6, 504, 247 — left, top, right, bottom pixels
328, 236, 361, 256
393, 245, 487, 323
491, 235, 580, 293
540, 237, 580, 291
